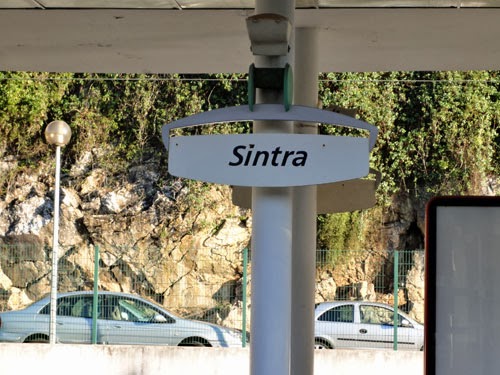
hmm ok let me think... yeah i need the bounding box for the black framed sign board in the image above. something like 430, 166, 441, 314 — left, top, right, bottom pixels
426, 196, 500, 375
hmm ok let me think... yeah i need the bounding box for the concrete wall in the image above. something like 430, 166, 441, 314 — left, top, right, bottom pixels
0, 344, 423, 375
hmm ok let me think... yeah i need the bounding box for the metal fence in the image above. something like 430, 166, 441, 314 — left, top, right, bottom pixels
0, 244, 424, 349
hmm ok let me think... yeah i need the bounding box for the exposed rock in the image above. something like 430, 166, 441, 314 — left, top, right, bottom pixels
405, 251, 425, 322
0, 201, 8, 234
100, 188, 134, 214
316, 272, 337, 302
223, 302, 251, 331
69, 150, 93, 178
5, 287, 32, 310
0, 154, 427, 329
80, 169, 106, 195
0, 156, 17, 174
0, 270, 12, 290
8, 196, 52, 235
481, 175, 499, 196
62, 187, 81, 209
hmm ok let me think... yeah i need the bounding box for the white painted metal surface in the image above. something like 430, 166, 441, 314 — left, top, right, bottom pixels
291, 27, 319, 375
162, 104, 378, 151
2, 8, 500, 73
249, 1, 294, 374
6, 0, 500, 8
49, 145, 61, 344
168, 133, 369, 186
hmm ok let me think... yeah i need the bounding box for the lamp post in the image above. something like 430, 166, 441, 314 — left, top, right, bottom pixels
45, 120, 71, 344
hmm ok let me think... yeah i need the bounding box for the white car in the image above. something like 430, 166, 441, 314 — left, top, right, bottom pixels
0, 291, 244, 347
314, 301, 424, 350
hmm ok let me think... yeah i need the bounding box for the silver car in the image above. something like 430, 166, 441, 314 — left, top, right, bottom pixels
314, 301, 424, 350
0, 291, 243, 347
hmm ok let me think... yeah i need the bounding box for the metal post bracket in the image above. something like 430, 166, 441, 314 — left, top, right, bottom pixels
246, 13, 291, 56
248, 64, 293, 111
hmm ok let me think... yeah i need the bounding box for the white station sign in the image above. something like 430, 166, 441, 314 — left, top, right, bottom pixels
168, 133, 369, 187
162, 104, 378, 187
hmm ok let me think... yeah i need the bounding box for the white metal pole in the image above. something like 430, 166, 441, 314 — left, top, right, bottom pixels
251, 187, 292, 375
49, 145, 61, 344
291, 27, 319, 375
250, 1, 294, 374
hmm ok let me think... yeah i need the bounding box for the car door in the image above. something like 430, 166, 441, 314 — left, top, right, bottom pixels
315, 303, 357, 348
357, 304, 417, 350
53, 295, 93, 343
392, 313, 422, 350
98, 295, 177, 346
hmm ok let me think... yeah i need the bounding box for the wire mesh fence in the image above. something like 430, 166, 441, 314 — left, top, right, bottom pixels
314, 248, 425, 350
0, 244, 424, 349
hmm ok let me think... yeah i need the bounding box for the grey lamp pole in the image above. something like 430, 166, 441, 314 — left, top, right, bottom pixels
45, 120, 72, 345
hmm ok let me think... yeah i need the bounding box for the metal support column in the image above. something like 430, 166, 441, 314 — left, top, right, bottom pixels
49, 145, 62, 345
291, 27, 319, 375
250, 1, 294, 374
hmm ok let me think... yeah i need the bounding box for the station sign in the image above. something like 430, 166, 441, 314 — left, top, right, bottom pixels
168, 133, 369, 187
162, 103, 378, 187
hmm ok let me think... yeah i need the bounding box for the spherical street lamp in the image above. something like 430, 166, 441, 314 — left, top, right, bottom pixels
45, 120, 72, 147
45, 120, 71, 344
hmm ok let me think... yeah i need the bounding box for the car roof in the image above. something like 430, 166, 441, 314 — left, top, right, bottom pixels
315, 300, 396, 309
24, 291, 159, 310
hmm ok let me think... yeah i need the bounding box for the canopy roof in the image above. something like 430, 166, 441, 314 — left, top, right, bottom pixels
4, 1, 500, 9
1, 1, 500, 73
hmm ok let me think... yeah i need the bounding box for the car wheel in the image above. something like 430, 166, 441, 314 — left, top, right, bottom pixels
314, 338, 333, 349
178, 337, 210, 347
24, 334, 49, 343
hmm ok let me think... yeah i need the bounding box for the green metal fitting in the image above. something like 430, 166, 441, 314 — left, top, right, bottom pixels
247, 63, 293, 111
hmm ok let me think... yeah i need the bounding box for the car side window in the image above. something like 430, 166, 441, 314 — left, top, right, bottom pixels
59, 296, 77, 317
396, 313, 413, 327
101, 295, 171, 323
69, 296, 94, 318
318, 305, 354, 323
117, 298, 157, 322
360, 305, 394, 325
39, 295, 93, 318
101, 295, 125, 321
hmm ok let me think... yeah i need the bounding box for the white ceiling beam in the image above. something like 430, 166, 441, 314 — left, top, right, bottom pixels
1, 9, 500, 73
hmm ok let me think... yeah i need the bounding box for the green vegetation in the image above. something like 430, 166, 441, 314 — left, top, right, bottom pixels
317, 71, 500, 251
1, 71, 499, 252
319, 71, 500, 198
0, 72, 247, 169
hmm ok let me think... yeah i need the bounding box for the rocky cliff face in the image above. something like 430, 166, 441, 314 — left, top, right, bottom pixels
0, 153, 430, 327
0, 153, 252, 326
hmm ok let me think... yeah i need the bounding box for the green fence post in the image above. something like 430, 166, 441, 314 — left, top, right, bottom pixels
393, 249, 399, 351
242, 247, 248, 348
91, 245, 99, 344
